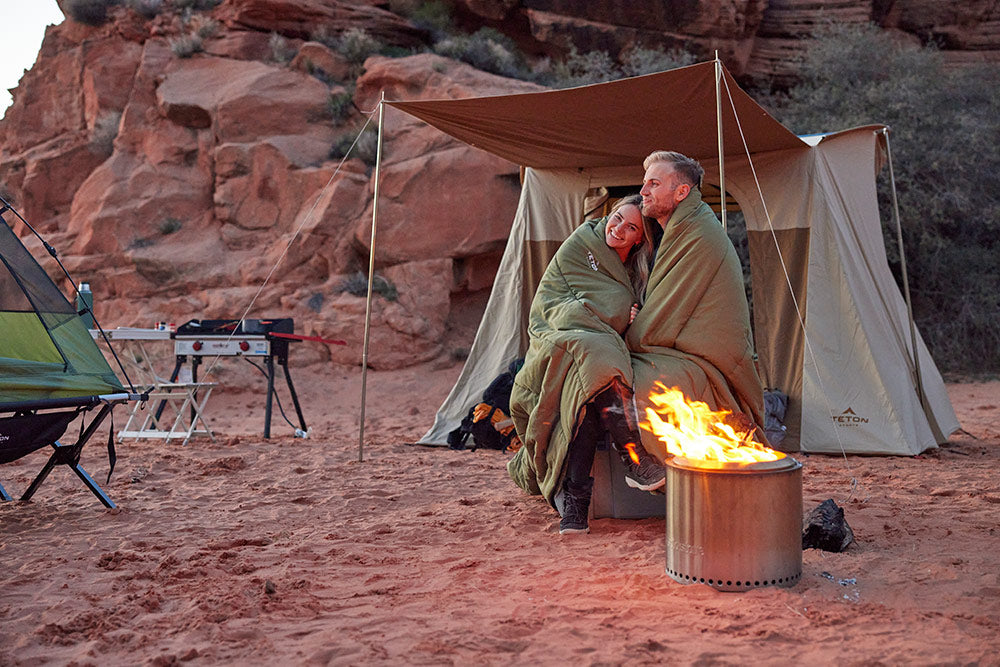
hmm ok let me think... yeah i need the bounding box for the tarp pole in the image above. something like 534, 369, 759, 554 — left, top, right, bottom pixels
358, 92, 386, 463
882, 129, 926, 399
715, 52, 727, 230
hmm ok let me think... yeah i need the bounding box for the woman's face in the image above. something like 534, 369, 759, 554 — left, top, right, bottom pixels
605, 204, 644, 254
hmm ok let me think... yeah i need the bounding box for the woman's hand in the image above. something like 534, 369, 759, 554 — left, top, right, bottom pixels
629, 303, 640, 324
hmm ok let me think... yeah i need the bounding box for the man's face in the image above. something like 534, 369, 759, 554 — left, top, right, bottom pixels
640, 162, 691, 224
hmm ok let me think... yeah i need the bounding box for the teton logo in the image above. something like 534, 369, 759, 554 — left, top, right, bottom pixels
832, 407, 870, 426
586, 251, 599, 271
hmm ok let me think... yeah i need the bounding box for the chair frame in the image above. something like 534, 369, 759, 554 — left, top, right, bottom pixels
1, 393, 136, 508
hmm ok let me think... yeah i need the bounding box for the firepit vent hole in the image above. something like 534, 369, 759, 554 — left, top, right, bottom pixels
665, 568, 802, 591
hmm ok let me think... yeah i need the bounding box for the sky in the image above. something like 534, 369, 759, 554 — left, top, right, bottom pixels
0, 0, 65, 115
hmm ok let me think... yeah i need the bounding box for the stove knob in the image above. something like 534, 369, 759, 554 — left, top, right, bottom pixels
239, 341, 250, 352
192, 341, 202, 351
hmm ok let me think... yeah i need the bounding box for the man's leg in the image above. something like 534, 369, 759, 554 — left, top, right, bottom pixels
595, 380, 666, 492
560, 407, 599, 534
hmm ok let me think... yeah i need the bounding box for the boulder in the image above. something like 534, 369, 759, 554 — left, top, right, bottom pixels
155, 55, 335, 148
354, 146, 520, 264
290, 41, 354, 82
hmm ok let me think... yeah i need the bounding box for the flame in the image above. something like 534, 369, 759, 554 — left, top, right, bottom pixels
623, 442, 641, 465
642, 383, 783, 464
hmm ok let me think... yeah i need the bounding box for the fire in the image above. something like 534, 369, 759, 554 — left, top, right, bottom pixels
642, 383, 783, 464
623, 442, 641, 465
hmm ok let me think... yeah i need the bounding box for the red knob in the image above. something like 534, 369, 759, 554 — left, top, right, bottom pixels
239, 341, 250, 352
192, 341, 202, 351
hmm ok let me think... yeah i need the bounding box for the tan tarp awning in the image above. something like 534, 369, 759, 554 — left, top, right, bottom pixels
387, 62, 804, 169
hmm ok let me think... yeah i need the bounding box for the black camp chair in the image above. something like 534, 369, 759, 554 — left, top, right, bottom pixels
0, 394, 129, 507
1, 198, 141, 508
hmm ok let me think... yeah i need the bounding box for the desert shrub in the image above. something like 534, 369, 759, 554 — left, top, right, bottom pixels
621, 46, 698, 77
433, 28, 529, 79
543, 48, 619, 88
766, 22, 1000, 373
306, 292, 324, 312
66, 0, 118, 25
269, 32, 297, 64
127, 0, 162, 19
191, 15, 219, 39
158, 217, 182, 235
173, 0, 221, 9
169, 33, 203, 58
326, 90, 354, 122
398, 0, 453, 39
338, 271, 397, 301
89, 110, 122, 156
335, 28, 385, 65
329, 124, 379, 166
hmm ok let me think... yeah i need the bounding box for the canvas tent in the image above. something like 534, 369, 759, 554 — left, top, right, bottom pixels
381, 61, 957, 456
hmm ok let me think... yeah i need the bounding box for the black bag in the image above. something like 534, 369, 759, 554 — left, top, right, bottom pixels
448, 358, 524, 451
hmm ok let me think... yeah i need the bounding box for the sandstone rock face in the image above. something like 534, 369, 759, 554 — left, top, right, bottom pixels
218, 0, 426, 44
452, 0, 1000, 79
5, 1, 997, 372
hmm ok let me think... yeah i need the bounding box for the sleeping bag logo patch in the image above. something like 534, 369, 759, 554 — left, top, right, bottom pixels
586, 251, 599, 271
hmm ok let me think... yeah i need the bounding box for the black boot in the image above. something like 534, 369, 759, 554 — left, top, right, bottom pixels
559, 477, 592, 534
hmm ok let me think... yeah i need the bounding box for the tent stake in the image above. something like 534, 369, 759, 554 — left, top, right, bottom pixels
715, 51, 727, 230
359, 92, 386, 463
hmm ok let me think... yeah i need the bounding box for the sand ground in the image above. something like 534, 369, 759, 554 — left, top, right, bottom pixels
2, 355, 999, 665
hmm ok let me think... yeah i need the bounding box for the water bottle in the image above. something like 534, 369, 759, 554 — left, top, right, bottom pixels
76, 282, 94, 329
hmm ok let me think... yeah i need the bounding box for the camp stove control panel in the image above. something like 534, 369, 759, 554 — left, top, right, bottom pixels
173, 335, 270, 357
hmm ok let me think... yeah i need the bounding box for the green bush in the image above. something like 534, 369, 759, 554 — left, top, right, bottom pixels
765, 22, 1000, 373
401, 0, 453, 39
329, 124, 379, 166
433, 28, 529, 79
169, 33, 203, 58
326, 90, 355, 122
127, 0, 162, 19
335, 28, 385, 65
173, 0, 221, 9
66, 0, 118, 25
159, 217, 182, 235
269, 32, 297, 64
338, 271, 397, 301
543, 48, 619, 88
621, 46, 698, 77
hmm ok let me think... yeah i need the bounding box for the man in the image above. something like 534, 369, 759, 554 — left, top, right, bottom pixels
628, 151, 766, 463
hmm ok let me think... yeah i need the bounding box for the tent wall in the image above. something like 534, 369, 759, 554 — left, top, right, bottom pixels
724, 129, 957, 454
418, 168, 590, 444
797, 130, 957, 454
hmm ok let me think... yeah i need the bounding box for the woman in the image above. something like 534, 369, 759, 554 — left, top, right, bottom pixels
508, 195, 665, 535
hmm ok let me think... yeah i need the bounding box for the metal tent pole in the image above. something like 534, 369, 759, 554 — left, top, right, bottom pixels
881, 127, 923, 402
715, 52, 727, 230
358, 92, 386, 463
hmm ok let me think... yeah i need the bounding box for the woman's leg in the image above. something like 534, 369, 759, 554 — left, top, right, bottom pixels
559, 406, 599, 534
594, 380, 666, 491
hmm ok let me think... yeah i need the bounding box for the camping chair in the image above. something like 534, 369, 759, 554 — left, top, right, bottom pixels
0, 394, 131, 508
1, 198, 142, 508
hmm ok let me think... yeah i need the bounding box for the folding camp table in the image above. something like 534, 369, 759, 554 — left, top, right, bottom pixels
93, 328, 217, 445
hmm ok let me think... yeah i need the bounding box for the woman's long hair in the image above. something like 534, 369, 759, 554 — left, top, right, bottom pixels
607, 194, 655, 305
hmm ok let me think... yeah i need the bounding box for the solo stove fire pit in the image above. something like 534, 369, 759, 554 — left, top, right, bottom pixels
664, 454, 802, 592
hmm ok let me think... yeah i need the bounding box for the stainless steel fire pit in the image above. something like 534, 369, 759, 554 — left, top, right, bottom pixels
665, 455, 802, 592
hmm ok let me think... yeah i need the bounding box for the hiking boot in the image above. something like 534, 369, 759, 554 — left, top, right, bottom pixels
559, 478, 592, 534
615, 442, 666, 492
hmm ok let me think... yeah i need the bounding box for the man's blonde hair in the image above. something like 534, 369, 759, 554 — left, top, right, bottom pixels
643, 150, 704, 189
